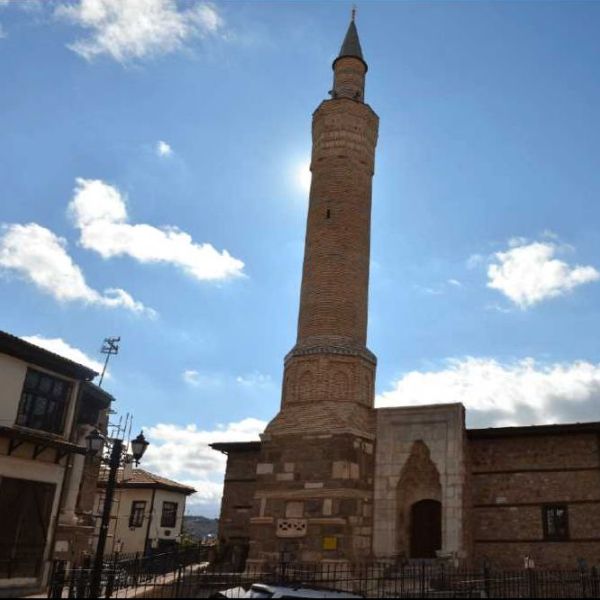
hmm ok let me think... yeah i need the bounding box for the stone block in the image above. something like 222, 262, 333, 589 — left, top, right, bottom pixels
332, 461, 350, 479
305, 482, 324, 489
285, 501, 304, 518
256, 463, 274, 475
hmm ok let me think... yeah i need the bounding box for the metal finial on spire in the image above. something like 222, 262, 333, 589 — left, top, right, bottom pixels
351, 5, 356, 22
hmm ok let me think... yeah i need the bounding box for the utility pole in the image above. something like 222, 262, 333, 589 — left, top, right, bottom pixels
86, 430, 149, 599
89, 439, 123, 599
99, 336, 120, 387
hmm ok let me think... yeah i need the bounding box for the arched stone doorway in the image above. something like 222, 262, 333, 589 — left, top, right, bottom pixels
396, 440, 442, 559
410, 499, 442, 558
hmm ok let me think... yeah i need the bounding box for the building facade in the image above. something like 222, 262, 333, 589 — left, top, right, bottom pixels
95, 469, 195, 556
212, 16, 600, 569
0, 331, 111, 596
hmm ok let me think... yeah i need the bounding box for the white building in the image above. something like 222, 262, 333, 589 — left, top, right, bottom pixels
0, 331, 111, 596
96, 469, 195, 556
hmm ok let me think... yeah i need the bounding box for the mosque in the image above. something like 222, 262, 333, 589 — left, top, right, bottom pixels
211, 14, 600, 569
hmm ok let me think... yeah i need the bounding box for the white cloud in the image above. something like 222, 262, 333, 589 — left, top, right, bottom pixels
0, 223, 155, 315
487, 239, 599, 308
21, 335, 105, 374
55, 0, 224, 63
376, 356, 600, 427
68, 178, 245, 281
182, 369, 201, 385
236, 372, 272, 387
466, 253, 484, 270
182, 369, 222, 388
156, 140, 173, 157
448, 279, 462, 287
142, 418, 266, 515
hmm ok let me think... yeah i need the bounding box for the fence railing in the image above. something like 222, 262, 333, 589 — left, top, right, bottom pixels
48, 544, 209, 598
48, 555, 600, 599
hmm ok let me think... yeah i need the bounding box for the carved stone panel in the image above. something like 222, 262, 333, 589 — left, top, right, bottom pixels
276, 518, 308, 538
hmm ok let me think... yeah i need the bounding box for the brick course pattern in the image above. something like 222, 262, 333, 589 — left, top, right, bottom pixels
469, 431, 600, 568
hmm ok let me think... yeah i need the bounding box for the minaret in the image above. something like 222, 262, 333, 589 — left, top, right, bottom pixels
267, 11, 379, 435
250, 14, 379, 564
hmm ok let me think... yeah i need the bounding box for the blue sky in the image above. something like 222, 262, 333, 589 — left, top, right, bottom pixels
2, 1, 600, 515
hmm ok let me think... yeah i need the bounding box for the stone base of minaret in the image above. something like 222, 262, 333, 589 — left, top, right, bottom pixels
247, 427, 375, 564
245, 346, 377, 564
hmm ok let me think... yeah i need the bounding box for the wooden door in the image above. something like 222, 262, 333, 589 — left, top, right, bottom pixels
410, 499, 442, 559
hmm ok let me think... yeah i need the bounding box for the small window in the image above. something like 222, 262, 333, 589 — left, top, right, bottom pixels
129, 501, 146, 528
161, 502, 178, 528
326, 209, 331, 219
542, 504, 569, 541
16, 369, 71, 435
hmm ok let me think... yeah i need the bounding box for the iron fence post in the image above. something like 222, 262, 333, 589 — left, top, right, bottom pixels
174, 564, 183, 598
483, 562, 491, 598
592, 566, 599, 598
527, 567, 538, 598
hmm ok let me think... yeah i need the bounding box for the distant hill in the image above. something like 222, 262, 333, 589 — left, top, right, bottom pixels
183, 516, 219, 540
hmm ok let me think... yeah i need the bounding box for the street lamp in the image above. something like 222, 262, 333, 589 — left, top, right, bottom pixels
130, 431, 149, 465
86, 430, 149, 598
85, 429, 105, 456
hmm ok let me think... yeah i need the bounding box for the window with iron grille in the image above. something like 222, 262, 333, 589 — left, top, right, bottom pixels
160, 502, 178, 528
542, 504, 569, 540
129, 501, 146, 528
16, 369, 71, 435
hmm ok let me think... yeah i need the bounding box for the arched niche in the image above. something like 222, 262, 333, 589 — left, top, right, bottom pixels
396, 440, 442, 559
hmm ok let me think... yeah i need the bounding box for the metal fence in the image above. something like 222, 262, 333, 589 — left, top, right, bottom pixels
49, 555, 600, 599
48, 545, 210, 598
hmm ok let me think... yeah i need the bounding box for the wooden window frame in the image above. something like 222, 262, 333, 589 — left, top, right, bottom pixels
16, 368, 71, 435
160, 502, 178, 528
542, 504, 569, 541
129, 501, 146, 528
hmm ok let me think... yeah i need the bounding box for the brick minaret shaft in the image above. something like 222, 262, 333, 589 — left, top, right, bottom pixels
297, 26, 378, 352
265, 17, 379, 438
251, 17, 379, 564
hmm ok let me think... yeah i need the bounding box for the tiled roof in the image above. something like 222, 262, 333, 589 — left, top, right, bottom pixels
99, 468, 196, 495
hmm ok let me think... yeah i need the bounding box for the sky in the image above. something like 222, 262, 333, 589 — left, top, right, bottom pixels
1, 0, 600, 516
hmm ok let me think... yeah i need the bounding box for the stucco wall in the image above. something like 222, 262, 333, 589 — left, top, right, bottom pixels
0, 351, 83, 591
98, 487, 188, 555
0, 353, 27, 427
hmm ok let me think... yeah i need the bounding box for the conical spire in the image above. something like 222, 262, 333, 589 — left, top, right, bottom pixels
333, 10, 367, 72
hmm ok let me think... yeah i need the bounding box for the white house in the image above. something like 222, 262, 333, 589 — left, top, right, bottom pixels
0, 331, 112, 596
96, 469, 195, 556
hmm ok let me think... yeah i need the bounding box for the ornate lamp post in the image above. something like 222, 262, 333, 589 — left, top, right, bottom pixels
86, 430, 149, 598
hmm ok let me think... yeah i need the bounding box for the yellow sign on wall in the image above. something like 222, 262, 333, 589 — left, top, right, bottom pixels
322, 536, 338, 550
